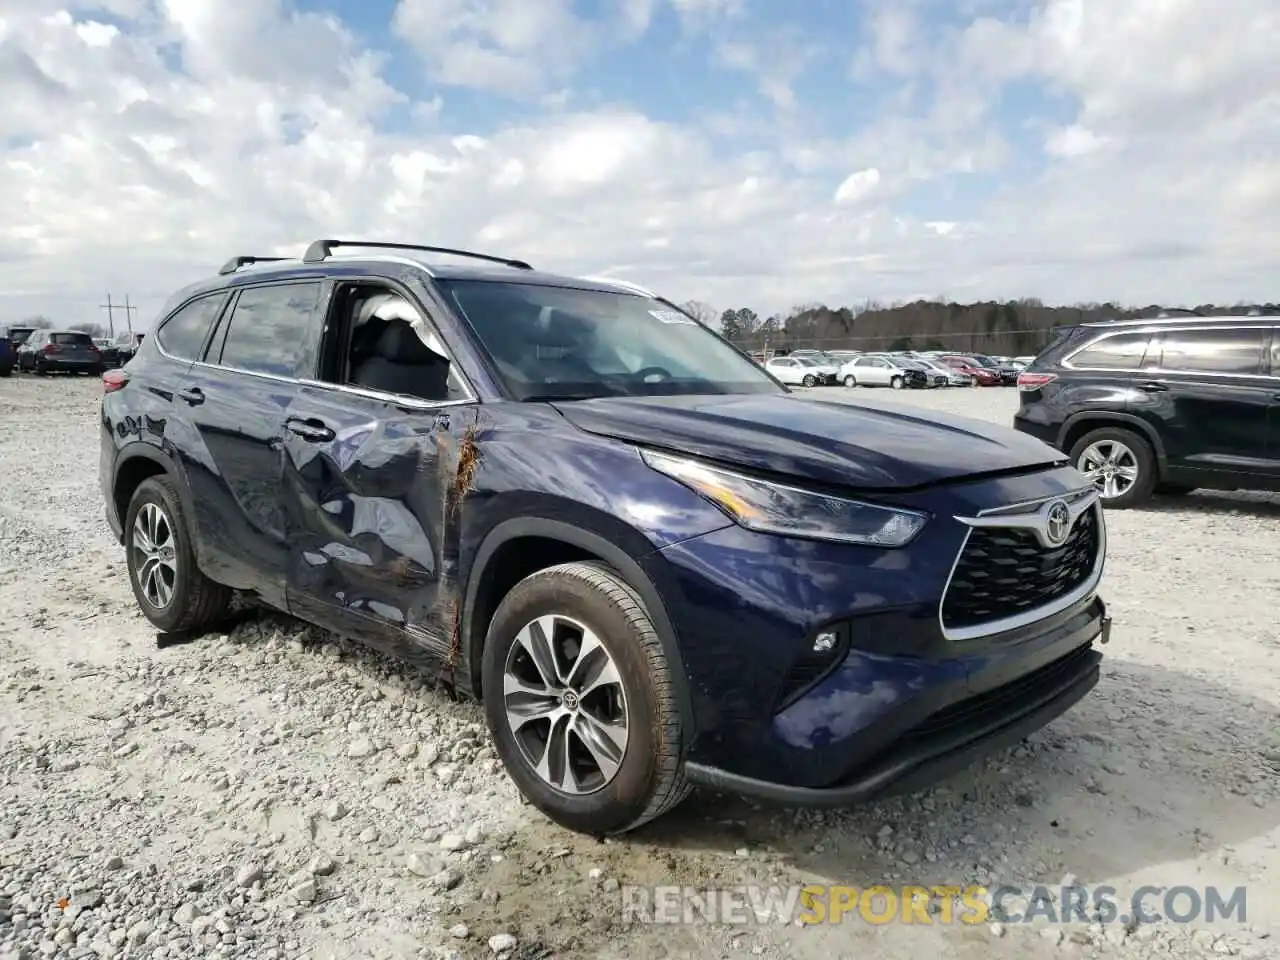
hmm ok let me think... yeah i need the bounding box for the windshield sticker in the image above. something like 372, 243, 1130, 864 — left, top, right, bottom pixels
649, 309, 696, 325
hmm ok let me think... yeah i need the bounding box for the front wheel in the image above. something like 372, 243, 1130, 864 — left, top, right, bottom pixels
801, 374, 817, 387
890, 376, 904, 390
1069, 427, 1157, 509
482, 562, 689, 836
843, 375, 857, 387
124, 476, 232, 632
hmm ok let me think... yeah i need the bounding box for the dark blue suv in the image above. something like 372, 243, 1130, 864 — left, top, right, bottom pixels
99, 240, 1112, 835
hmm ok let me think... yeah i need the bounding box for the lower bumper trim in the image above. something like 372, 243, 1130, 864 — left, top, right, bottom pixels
685, 645, 1101, 807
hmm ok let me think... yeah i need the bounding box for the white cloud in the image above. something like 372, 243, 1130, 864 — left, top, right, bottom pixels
0, 0, 1276, 329
1044, 123, 1107, 157
834, 168, 882, 205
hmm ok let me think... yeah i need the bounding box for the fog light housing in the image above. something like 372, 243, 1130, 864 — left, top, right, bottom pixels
776, 624, 851, 713
813, 631, 838, 653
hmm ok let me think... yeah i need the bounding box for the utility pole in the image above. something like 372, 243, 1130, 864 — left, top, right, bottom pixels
99, 294, 137, 337
100, 294, 115, 337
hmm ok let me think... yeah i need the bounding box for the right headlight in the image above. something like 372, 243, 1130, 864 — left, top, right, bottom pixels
641, 450, 929, 547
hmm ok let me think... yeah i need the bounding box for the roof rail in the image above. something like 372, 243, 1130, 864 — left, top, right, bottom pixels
218, 256, 289, 275
301, 239, 533, 271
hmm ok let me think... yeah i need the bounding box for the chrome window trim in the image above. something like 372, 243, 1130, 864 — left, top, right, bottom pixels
938, 487, 1106, 643
1061, 324, 1278, 380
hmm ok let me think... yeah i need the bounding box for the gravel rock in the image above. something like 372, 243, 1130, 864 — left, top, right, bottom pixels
488, 932, 517, 954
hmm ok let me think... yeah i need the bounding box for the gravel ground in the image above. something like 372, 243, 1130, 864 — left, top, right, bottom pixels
1, 374, 1277, 960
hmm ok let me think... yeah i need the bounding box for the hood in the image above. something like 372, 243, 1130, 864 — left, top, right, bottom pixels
551, 393, 1065, 490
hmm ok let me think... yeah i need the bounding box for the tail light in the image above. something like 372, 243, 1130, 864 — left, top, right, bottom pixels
102, 369, 129, 393
44, 343, 61, 354
1017, 371, 1058, 391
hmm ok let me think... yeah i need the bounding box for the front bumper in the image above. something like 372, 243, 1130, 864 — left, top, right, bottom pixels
686, 600, 1109, 805
650, 464, 1109, 800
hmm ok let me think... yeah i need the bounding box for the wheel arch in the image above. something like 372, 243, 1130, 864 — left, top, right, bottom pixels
1058, 413, 1168, 474
112, 444, 199, 549
460, 517, 694, 733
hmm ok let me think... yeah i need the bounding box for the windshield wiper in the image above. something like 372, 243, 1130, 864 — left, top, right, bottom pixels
522, 391, 603, 402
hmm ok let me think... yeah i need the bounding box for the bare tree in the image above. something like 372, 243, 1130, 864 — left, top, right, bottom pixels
680, 300, 718, 326
69, 322, 106, 337
24, 315, 53, 329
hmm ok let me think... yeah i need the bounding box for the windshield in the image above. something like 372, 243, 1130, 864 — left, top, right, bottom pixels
437, 280, 784, 400
897, 359, 928, 370
971, 355, 998, 368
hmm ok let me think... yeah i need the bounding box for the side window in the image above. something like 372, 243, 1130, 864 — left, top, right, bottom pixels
216, 282, 323, 378
1068, 332, 1152, 370
327, 284, 468, 403
155, 294, 226, 361
1157, 328, 1267, 376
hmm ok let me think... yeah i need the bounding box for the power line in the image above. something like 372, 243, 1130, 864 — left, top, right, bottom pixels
99, 294, 137, 337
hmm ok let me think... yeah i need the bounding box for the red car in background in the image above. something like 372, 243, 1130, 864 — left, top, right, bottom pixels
938, 355, 1001, 386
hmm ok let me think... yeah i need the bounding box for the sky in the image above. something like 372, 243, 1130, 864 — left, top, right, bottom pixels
0, 0, 1276, 330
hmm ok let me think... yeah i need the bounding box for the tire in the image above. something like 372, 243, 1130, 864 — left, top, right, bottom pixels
0, 365, 11, 378
890, 376, 904, 390
482, 561, 690, 836
801, 374, 816, 387
843, 375, 857, 387
1068, 427, 1157, 509
124, 476, 231, 633
90, 365, 104, 376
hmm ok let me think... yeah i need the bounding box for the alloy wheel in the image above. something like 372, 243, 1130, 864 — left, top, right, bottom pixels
1077, 440, 1139, 500
131, 502, 178, 608
502, 614, 629, 796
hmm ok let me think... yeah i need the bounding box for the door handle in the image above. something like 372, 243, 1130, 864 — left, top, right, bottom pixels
177, 386, 204, 405
1136, 380, 1168, 392
285, 417, 335, 443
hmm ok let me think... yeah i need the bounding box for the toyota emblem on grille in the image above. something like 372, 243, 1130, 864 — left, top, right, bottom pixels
1044, 500, 1072, 546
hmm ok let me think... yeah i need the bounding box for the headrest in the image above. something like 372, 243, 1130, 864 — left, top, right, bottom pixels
370, 320, 446, 364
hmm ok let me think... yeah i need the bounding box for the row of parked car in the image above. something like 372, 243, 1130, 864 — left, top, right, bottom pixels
757, 348, 1034, 389
0, 325, 144, 377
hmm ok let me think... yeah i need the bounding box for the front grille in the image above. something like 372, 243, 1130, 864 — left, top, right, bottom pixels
941, 505, 1100, 631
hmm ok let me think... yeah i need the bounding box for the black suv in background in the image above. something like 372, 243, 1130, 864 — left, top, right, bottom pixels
1015, 316, 1279, 508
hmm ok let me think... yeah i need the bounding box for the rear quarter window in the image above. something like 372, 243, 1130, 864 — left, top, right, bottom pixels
1064, 331, 1153, 370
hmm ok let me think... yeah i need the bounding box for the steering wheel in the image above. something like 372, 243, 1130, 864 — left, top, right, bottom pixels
633, 366, 674, 382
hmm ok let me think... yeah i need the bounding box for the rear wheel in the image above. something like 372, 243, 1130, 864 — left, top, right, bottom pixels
843, 374, 857, 387
124, 476, 231, 633
1069, 427, 1157, 509
482, 561, 689, 836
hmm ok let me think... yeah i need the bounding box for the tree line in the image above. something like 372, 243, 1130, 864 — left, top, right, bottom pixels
680, 299, 1280, 357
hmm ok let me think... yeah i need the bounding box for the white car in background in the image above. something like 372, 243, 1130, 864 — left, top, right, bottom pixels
765, 355, 839, 386
839, 354, 927, 389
